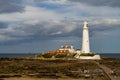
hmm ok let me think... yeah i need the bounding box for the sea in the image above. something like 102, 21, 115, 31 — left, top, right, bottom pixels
0, 53, 36, 58
0, 53, 120, 58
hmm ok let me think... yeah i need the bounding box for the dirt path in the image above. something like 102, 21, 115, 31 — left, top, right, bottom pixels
93, 61, 120, 80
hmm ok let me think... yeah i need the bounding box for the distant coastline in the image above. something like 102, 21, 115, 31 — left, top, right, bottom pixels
0, 53, 119, 58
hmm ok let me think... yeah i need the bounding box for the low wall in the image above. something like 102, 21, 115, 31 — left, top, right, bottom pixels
78, 55, 101, 60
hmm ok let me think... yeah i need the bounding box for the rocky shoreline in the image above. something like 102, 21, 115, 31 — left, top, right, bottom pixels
0, 58, 119, 80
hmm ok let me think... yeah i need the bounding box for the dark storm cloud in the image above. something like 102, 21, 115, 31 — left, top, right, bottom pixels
0, 22, 8, 28
0, 19, 120, 45
69, 0, 120, 7
0, 20, 80, 44
0, 0, 24, 13
33, 0, 49, 2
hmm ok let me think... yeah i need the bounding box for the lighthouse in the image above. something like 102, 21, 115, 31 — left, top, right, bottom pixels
82, 21, 90, 53
75, 21, 101, 59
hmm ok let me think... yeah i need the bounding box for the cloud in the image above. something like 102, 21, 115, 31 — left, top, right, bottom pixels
0, 0, 25, 14
0, 18, 120, 44
0, 19, 80, 43
63, 2, 120, 19
69, 0, 120, 7
0, 22, 8, 29
1, 1, 120, 22
0, 6, 63, 22
0, 35, 9, 41
33, 0, 68, 3
33, 0, 120, 7
0, 0, 120, 46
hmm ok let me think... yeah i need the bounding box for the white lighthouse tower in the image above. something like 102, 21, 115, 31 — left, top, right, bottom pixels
82, 21, 90, 53
75, 21, 101, 59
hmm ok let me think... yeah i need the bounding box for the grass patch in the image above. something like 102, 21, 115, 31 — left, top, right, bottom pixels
55, 54, 67, 58
80, 53, 95, 56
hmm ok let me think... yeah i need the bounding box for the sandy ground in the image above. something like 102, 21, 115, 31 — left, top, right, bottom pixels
2, 77, 86, 80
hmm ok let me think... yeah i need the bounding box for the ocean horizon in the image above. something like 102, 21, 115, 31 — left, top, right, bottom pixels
0, 53, 119, 58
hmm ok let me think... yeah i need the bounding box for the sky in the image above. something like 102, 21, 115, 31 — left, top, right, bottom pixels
0, 0, 120, 53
